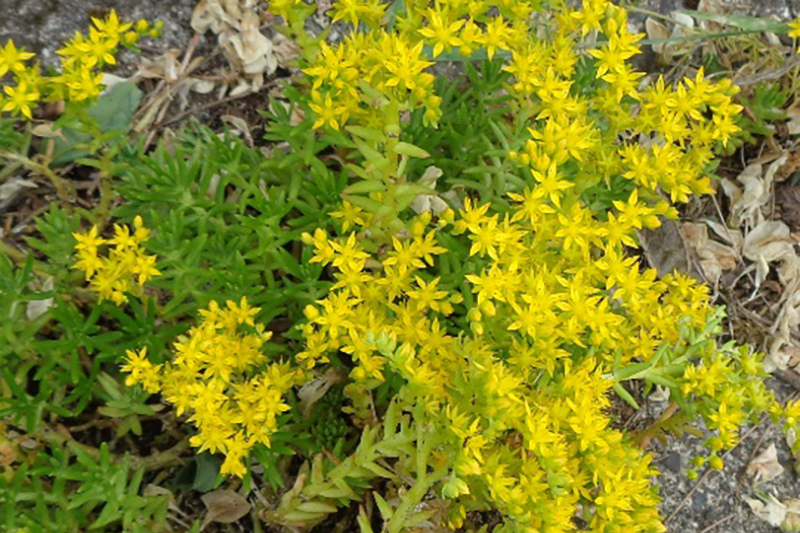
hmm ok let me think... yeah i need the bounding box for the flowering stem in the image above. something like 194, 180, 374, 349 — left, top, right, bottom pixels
386, 402, 447, 533
386, 464, 449, 533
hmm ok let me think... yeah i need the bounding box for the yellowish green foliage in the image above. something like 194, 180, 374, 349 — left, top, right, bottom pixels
72, 216, 160, 305
0, 11, 161, 119
122, 298, 306, 477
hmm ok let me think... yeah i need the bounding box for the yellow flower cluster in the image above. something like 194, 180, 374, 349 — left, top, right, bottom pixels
303, 31, 440, 130
302, 198, 688, 531
122, 298, 305, 477
679, 340, 790, 478
0, 11, 160, 119
300, 184, 800, 529
295, 0, 743, 205
72, 216, 160, 305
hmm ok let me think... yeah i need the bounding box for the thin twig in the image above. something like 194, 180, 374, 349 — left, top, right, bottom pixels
143, 34, 203, 147
699, 512, 736, 533
733, 55, 800, 86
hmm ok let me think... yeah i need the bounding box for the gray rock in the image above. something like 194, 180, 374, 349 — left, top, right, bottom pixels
0, 0, 196, 68
662, 451, 683, 474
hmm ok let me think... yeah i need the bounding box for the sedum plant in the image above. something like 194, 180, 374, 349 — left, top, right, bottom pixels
2, 0, 798, 532
111, 0, 800, 532
0, 11, 160, 118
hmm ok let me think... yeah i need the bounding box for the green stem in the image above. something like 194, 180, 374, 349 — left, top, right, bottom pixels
386, 402, 447, 533
386, 466, 448, 533
0, 151, 75, 204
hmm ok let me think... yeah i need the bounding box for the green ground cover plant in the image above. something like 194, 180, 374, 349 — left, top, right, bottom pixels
2, 1, 800, 532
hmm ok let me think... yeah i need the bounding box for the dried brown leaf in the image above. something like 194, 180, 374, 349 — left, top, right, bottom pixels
705, 219, 743, 251
645, 17, 669, 56
298, 368, 344, 416
747, 443, 785, 483
744, 220, 795, 261
746, 493, 787, 527
221, 114, 253, 146
639, 218, 693, 278
410, 166, 449, 215
788, 109, 800, 136
681, 221, 737, 285
201, 489, 251, 526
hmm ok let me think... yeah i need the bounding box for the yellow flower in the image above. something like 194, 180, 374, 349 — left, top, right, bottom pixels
330, 201, 371, 232
91, 9, 132, 41
418, 9, 465, 57
2, 82, 40, 119
0, 40, 34, 76
790, 16, 800, 52
72, 218, 160, 305
76, 27, 119, 68
308, 91, 346, 130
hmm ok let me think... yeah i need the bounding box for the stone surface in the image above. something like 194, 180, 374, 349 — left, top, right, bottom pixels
0, 0, 196, 67
653, 378, 800, 533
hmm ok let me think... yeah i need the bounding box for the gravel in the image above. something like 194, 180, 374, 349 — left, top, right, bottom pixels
0, 0, 196, 67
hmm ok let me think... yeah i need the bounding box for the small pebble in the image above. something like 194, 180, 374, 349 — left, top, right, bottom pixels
692, 491, 708, 513
662, 451, 682, 474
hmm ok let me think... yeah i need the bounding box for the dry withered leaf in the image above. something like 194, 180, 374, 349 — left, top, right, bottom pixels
787, 108, 800, 136
728, 154, 788, 228
410, 166, 449, 215
136, 50, 183, 83
782, 500, 800, 533
732, 163, 769, 227
221, 114, 254, 146
682, 221, 738, 286
645, 17, 669, 55
26, 277, 54, 321
645, 12, 694, 59
272, 32, 301, 66
268, 97, 305, 126
743, 220, 796, 287
639, 218, 694, 279
189, 79, 216, 94
648, 385, 670, 403
746, 493, 787, 527
201, 489, 251, 527
298, 367, 345, 416
705, 219, 743, 250
776, 183, 800, 233
143, 484, 175, 501
30, 122, 66, 141
743, 220, 796, 263
228, 12, 277, 75
769, 290, 800, 372
192, 0, 279, 88
746, 443, 785, 483
0, 178, 37, 214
